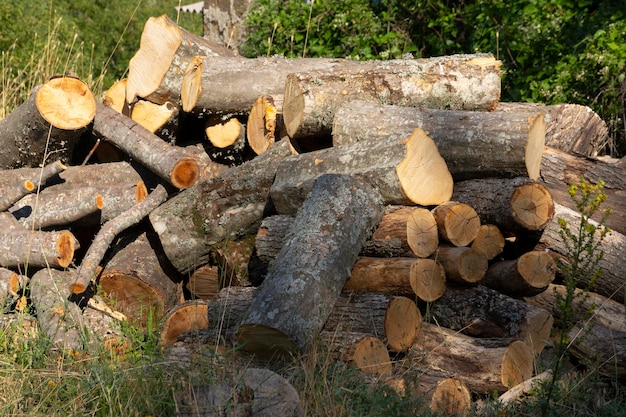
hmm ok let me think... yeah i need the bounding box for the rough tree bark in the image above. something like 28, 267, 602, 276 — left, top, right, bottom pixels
0, 160, 66, 211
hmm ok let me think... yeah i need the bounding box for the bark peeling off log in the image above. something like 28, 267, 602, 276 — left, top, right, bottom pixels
236, 174, 384, 357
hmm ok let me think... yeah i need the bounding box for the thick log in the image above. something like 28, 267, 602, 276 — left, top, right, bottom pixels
160, 301, 209, 346
131, 100, 179, 139
318, 331, 392, 377
126, 14, 236, 105
0, 76, 96, 169
0, 213, 77, 269
0, 160, 66, 211
433, 246, 488, 284
406, 323, 535, 394
430, 285, 553, 356
471, 224, 506, 260
69, 185, 168, 294
0, 267, 24, 303
538, 203, 625, 303
270, 128, 453, 215
103, 78, 131, 115
284, 54, 502, 139
495, 102, 609, 157
204, 117, 252, 165
186, 265, 221, 299
247, 95, 286, 155
408, 375, 472, 416
92, 101, 200, 189
452, 177, 555, 234
97, 230, 180, 328
482, 250, 556, 296
10, 187, 103, 229
332, 101, 545, 180
149, 139, 292, 275
525, 284, 626, 377
540, 146, 626, 235
236, 174, 384, 357
431, 201, 481, 247
409, 258, 447, 302
406, 207, 439, 258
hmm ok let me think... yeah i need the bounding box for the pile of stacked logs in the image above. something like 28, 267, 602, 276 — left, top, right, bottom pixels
1, 14, 625, 415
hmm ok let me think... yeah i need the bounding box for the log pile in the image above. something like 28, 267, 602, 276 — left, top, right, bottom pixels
1, 14, 624, 415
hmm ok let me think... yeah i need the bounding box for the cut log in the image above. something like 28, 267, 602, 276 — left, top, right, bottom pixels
409, 376, 472, 416
345, 257, 447, 302
0, 213, 77, 269
538, 203, 625, 303
131, 100, 178, 137
0, 76, 96, 169
540, 146, 626, 235
236, 174, 384, 357
471, 224, 506, 260
270, 128, 453, 215
284, 53, 502, 139
160, 301, 209, 346
433, 246, 488, 284
10, 187, 103, 229
406, 323, 535, 394
431, 201, 481, 247
69, 184, 168, 294
332, 100, 545, 180
0, 160, 66, 211
149, 139, 293, 275
319, 331, 392, 377
247, 95, 286, 155
97, 230, 180, 328
482, 250, 556, 296
452, 177, 555, 234
0, 267, 24, 302
186, 265, 221, 300
496, 102, 609, 157
406, 207, 439, 258
92, 102, 200, 189
126, 14, 236, 105
204, 117, 252, 165
525, 284, 626, 377
103, 78, 131, 115
429, 285, 553, 356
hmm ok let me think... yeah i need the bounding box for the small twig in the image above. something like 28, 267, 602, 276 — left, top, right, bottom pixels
81, 138, 101, 165
87, 297, 127, 322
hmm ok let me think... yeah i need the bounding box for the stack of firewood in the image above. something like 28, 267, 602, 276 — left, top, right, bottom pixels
1, 14, 625, 414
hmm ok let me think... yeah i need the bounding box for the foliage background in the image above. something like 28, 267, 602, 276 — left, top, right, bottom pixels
1, 0, 624, 156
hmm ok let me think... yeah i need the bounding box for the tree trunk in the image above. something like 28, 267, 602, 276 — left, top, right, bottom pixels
0, 76, 96, 169
433, 246, 488, 284
525, 284, 626, 377
284, 54, 502, 139
431, 201, 481, 247
452, 177, 555, 234
405, 323, 535, 394
0, 160, 66, 211
0, 213, 77, 269
540, 146, 626, 235
236, 174, 384, 357
159, 300, 209, 346
318, 331, 392, 377
471, 224, 506, 260
429, 285, 553, 356
331, 100, 545, 180
482, 251, 556, 296
149, 139, 293, 275
202, 0, 254, 51
270, 128, 453, 214
408, 375, 472, 416
126, 14, 236, 105
92, 102, 200, 189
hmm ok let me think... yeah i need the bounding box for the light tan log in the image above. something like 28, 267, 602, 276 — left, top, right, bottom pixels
271, 128, 453, 214
482, 250, 556, 296
247, 95, 285, 155
186, 265, 221, 300
406, 323, 534, 394
318, 331, 392, 377
345, 257, 420, 296
452, 177, 555, 234
69, 185, 168, 294
0, 160, 66, 211
10, 187, 103, 229
433, 246, 488, 284
0, 76, 96, 169
540, 146, 626, 235
406, 207, 439, 258
430, 285, 553, 356
0, 267, 24, 303
332, 100, 545, 180
160, 301, 209, 346
236, 174, 384, 357
432, 201, 481, 247
0, 213, 77, 269
204, 117, 252, 165
408, 375, 472, 416
525, 284, 626, 377
471, 224, 505, 260
131, 99, 178, 136
538, 203, 625, 303
409, 258, 447, 302
496, 102, 609, 157
284, 54, 502, 139
149, 139, 293, 275
126, 14, 236, 105
92, 101, 199, 189
103, 78, 131, 116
